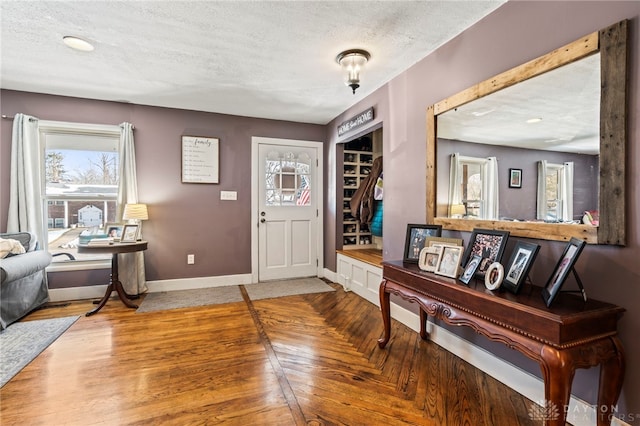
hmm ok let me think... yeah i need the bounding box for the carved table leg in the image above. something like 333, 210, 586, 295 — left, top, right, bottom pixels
596, 336, 625, 426
419, 308, 429, 340
377, 279, 391, 348
539, 336, 625, 426
539, 345, 575, 426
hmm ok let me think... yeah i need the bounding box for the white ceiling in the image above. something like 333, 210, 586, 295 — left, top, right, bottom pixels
1, 1, 505, 125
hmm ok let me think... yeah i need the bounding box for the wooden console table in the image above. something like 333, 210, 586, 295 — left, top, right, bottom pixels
378, 260, 625, 426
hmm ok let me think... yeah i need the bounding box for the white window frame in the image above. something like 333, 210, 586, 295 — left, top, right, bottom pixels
39, 120, 121, 272
450, 155, 497, 219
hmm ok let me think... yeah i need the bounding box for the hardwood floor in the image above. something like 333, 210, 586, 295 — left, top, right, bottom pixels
0, 282, 540, 425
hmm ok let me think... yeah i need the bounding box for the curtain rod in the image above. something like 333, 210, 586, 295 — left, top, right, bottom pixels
2, 115, 133, 128
2, 115, 37, 122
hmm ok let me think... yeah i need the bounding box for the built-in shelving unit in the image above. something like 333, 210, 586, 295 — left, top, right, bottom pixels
340, 129, 382, 249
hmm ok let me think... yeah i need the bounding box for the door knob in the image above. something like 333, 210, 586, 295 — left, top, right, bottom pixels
260, 218, 266, 223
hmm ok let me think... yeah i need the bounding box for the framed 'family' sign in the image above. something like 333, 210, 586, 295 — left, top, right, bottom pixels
181, 136, 219, 183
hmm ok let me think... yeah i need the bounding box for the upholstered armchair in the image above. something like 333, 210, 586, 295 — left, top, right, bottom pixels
0, 232, 52, 329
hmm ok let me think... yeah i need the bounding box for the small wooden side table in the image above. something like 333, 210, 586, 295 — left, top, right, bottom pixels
77, 241, 148, 316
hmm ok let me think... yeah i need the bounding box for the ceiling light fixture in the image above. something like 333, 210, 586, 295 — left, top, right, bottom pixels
526, 117, 543, 124
336, 49, 371, 95
63, 36, 94, 52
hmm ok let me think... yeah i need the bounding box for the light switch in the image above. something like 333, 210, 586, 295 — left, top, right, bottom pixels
220, 191, 237, 200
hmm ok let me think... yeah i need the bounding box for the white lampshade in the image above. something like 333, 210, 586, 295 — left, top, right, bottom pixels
122, 203, 149, 221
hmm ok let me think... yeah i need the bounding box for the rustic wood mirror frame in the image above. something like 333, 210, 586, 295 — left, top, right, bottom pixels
426, 20, 628, 245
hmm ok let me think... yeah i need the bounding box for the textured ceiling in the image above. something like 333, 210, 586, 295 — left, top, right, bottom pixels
438, 54, 600, 154
1, 1, 505, 125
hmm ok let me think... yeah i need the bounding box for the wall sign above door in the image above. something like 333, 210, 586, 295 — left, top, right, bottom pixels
337, 107, 374, 137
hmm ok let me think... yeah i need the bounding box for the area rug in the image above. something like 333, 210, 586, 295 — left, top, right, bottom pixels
136, 286, 244, 313
136, 278, 335, 313
0, 315, 79, 388
244, 277, 335, 301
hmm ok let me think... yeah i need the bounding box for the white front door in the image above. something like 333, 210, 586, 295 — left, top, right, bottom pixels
253, 138, 322, 281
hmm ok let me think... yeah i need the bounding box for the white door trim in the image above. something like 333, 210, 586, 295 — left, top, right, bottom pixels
251, 137, 324, 283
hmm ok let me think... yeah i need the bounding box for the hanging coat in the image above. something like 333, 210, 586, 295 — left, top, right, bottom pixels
349, 156, 383, 225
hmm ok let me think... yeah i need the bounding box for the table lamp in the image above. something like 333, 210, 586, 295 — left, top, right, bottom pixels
122, 203, 148, 240
450, 204, 466, 218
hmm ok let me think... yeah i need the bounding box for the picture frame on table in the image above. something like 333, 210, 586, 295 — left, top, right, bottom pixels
105, 223, 124, 241
502, 241, 540, 294
459, 254, 481, 285
541, 237, 586, 307
425, 236, 464, 249
509, 168, 522, 188
403, 224, 442, 263
434, 245, 463, 278
121, 224, 139, 243
461, 228, 510, 279
418, 246, 442, 273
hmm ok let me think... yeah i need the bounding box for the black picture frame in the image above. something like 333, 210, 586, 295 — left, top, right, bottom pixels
459, 254, 481, 285
502, 241, 540, 294
403, 224, 442, 263
541, 237, 586, 307
509, 168, 522, 188
461, 228, 510, 278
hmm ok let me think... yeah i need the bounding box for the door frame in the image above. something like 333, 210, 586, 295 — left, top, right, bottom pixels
251, 136, 324, 283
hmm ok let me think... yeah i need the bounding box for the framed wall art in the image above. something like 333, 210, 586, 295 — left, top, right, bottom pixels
182, 135, 220, 183
509, 168, 522, 188
403, 224, 442, 263
541, 237, 586, 307
502, 241, 540, 294
461, 228, 510, 279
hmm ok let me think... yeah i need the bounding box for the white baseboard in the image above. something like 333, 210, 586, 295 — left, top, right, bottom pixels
145, 273, 253, 292
323, 268, 337, 283
49, 284, 108, 302
47, 273, 253, 302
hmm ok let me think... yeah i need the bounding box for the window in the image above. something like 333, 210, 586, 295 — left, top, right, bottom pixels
449, 154, 499, 220
264, 151, 311, 206
459, 160, 483, 218
39, 121, 121, 262
537, 161, 574, 222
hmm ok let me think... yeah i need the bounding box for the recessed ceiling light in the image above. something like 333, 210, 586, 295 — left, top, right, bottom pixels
526, 117, 543, 124
63, 36, 94, 52
471, 109, 495, 117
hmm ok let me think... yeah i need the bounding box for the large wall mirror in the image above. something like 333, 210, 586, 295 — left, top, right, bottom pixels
426, 20, 628, 245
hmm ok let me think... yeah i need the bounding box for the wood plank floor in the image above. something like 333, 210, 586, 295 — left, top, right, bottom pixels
0, 281, 542, 425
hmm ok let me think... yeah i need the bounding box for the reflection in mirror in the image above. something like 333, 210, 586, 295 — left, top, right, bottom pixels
427, 20, 628, 245
438, 53, 598, 223
536, 161, 574, 222
448, 154, 498, 219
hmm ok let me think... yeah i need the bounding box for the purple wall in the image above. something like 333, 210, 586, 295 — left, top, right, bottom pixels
326, 1, 640, 419
0, 90, 325, 287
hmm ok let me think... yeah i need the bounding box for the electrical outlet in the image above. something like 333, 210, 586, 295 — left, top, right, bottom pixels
187, 254, 195, 264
